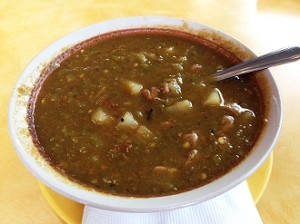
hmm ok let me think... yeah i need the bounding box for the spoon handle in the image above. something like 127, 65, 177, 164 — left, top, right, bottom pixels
212, 46, 300, 81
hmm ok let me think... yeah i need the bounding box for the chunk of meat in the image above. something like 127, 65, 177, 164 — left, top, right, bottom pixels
160, 118, 176, 129
143, 87, 160, 100
190, 63, 203, 72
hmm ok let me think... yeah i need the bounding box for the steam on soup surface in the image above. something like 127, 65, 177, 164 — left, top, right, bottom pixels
28, 28, 265, 197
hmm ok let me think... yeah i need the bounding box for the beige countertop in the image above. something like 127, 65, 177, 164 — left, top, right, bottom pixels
1, 0, 299, 223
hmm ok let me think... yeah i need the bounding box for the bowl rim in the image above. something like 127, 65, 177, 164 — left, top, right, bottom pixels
8, 16, 283, 212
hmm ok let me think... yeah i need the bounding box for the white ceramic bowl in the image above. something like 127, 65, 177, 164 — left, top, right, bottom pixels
8, 16, 282, 212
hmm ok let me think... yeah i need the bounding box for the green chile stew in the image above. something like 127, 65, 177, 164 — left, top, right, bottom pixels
28, 28, 266, 197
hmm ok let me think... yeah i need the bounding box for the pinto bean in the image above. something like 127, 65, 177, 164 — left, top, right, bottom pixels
220, 115, 234, 132
185, 149, 198, 165
161, 83, 169, 94
182, 132, 198, 147
152, 166, 178, 174
143, 89, 152, 100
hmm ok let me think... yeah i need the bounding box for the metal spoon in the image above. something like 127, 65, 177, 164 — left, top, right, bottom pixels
212, 46, 300, 82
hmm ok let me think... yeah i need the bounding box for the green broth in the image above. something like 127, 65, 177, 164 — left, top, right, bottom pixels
29, 28, 264, 197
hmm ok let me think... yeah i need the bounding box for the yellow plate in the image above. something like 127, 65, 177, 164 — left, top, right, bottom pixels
38, 154, 273, 224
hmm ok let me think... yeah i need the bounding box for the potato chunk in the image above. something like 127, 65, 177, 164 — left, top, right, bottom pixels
166, 79, 182, 96
205, 88, 224, 106
165, 100, 193, 113
91, 108, 114, 124
116, 112, 139, 129
123, 80, 143, 95
136, 125, 154, 141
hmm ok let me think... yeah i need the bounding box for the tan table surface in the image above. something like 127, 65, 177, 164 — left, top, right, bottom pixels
1, 0, 299, 223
